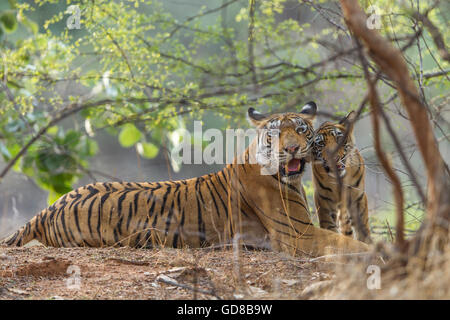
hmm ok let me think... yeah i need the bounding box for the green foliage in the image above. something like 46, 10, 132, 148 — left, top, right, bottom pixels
0, 10, 18, 33
137, 142, 159, 159
370, 205, 425, 243
18, 128, 99, 204
0, 0, 447, 210
118, 124, 142, 148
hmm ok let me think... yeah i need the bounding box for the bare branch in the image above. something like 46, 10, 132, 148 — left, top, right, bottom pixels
414, 11, 450, 62
247, 0, 258, 93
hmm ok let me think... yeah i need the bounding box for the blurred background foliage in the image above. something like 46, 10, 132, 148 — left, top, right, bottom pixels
0, 0, 448, 240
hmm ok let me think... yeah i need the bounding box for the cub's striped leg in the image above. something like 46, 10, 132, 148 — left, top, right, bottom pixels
347, 191, 371, 244
337, 207, 353, 237
313, 187, 338, 233
337, 184, 353, 238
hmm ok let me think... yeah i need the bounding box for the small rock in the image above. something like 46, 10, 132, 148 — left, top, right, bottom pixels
8, 288, 29, 295
156, 274, 178, 285
247, 286, 268, 297
166, 267, 187, 273
0, 254, 12, 261
281, 279, 300, 286
23, 240, 45, 248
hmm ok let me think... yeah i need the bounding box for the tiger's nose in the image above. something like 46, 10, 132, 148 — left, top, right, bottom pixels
284, 145, 300, 154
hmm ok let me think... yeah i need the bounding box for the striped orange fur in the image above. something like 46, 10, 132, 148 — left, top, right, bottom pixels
312, 111, 371, 244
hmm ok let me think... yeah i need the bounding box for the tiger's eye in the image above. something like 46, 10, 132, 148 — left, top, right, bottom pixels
314, 134, 324, 146
296, 124, 307, 134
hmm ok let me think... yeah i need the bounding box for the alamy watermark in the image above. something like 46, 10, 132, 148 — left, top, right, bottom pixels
66, 265, 81, 290
366, 265, 381, 290
366, 5, 381, 30
170, 121, 280, 175
66, 5, 81, 30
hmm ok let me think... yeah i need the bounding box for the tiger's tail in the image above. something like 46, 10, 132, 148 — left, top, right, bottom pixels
1, 214, 43, 247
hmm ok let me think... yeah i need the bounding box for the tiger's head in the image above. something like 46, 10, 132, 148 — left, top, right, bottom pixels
247, 102, 317, 182
312, 111, 356, 178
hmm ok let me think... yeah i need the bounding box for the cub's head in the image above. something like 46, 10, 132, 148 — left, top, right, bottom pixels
312, 111, 356, 178
247, 102, 317, 182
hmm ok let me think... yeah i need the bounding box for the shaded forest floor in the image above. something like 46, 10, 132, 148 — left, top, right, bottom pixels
0, 245, 336, 300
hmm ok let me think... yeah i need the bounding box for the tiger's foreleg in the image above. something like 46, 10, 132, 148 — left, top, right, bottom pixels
337, 185, 354, 238
314, 193, 338, 233
269, 225, 369, 257
348, 192, 372, 244
337, 207, 353, 238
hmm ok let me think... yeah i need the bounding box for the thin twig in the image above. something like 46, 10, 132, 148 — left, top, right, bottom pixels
156, 274, 222, 300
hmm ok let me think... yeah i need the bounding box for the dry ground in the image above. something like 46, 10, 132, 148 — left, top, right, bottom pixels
0, 244, 342, 300
1, 243, 448, 300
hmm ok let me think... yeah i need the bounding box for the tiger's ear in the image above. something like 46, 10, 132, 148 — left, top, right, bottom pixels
247, 107, 268, 126
299, 101, 317, 120
339, 111, 357, 134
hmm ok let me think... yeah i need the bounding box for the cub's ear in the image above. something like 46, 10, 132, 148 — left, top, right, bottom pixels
299, 101, 317, 120
247, 107, 268, 126
339, 110, 357, 134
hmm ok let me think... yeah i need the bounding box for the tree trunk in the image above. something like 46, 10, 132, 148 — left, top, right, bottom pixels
339, 0, 450, 259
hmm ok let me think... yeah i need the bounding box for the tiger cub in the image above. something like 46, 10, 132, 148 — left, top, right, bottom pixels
311, 111, 371, 244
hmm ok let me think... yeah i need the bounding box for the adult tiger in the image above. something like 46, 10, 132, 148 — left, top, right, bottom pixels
2, 103, 368, 256
311, 111, 371, 244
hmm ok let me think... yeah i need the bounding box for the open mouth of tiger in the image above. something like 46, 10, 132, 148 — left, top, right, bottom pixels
280, 158, 306, 177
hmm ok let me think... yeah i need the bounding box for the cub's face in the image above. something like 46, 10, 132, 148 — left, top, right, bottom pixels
312, 111, 356, 178
248, 102, 317, 182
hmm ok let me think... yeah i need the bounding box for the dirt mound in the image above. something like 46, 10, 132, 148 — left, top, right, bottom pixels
1, 257, 72, 278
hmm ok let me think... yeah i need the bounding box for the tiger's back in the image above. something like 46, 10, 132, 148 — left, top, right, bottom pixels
3, 173, 267, 249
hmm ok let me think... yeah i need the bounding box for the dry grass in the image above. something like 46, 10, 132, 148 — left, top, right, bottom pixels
307, 242, 450, 299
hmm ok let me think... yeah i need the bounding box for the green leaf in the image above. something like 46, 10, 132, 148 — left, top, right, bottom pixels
49, 173, 74, 194
80, 137, 98, 157
63, 130, 82, 146
0, 142, 11, 160
137, 142, 159, 159
47, 189, 68, 206
151, 127, 163, 142
47, 126, 58, 136
37, 153, 65, 172
0, 11, 18, 33
7, 143, 21, 158
5, 119, 25, 133
21, 155, 34, 177
119, 124, 142, 148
